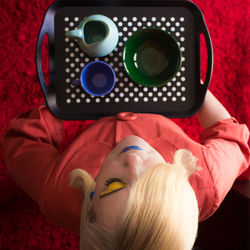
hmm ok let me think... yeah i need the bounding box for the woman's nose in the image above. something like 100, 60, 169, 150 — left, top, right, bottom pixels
123, 153, 143, 178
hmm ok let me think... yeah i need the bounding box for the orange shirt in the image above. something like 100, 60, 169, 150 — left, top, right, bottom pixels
1, 105, 249, 234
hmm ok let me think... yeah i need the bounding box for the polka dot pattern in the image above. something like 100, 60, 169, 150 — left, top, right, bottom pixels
63, 16, 187, 105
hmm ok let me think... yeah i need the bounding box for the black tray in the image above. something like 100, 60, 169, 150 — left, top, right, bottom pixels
36, 0, 213, 120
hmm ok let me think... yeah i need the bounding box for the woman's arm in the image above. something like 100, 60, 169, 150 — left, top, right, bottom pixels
0, 105, 64, 204
197, 90, 231, 129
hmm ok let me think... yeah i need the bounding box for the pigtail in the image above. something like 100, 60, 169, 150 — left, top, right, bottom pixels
173, 149, 201, 177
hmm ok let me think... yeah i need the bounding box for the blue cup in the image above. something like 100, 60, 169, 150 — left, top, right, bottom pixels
73, 61, 116, 96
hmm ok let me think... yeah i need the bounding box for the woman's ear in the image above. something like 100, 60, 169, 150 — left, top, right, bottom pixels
173, 149, 201, 177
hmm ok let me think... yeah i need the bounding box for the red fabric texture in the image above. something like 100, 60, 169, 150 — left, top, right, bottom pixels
0, 0, 249, 249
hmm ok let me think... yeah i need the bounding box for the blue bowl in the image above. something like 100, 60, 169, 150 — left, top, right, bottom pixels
80, 61, 116, 96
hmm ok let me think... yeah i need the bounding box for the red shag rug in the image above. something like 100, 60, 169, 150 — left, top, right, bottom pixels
0, 0, 249, 249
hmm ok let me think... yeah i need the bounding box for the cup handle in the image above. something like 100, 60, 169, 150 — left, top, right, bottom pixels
66, 29, 83, 39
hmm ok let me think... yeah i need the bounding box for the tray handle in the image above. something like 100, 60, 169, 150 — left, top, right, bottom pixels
36, 12, 56, 105
198, 16, 214, 101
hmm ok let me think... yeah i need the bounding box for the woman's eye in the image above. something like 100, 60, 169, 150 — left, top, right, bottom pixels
100, 181, 127, 197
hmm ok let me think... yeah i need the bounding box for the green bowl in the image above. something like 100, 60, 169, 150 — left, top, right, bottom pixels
123, 28, 182, 87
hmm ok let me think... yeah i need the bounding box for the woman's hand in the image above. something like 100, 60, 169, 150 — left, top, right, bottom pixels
196, 89, 231, 129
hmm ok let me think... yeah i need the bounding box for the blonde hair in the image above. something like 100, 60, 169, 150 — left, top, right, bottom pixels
70, 149, 201, 250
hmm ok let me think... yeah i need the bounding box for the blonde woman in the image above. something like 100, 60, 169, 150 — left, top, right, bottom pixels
1, 90, 249, 250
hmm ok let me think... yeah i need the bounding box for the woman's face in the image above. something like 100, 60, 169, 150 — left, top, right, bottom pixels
92, 135, 166, 231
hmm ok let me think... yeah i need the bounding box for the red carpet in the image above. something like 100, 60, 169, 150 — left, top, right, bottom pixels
0, 0, 249, 249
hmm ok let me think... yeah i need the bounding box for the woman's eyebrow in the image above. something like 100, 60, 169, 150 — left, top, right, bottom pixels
121, 145, 143, 153
99, 186, 126, 199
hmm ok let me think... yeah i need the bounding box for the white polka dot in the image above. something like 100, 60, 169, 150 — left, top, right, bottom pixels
105, 98, 110, 103
162, 97, 167, 102
153, 97, 158, 102
124, 87, 129, 92
113, 17, 118, 22
132, 17, 137, 22
181, 96, 186, 102
152, 17, 156, 22
124, 97, 129, 102
161, 17, 166, 22
139, 92, 143, 97
115, 98, 120, 103
123, 17, 128, 22
134, 97, 139, 102
158, 92, 163, 97
148, 92, 153, 97
129, 92, 134, 97
170, 17, 175, 22
66, 99, 71, 103
144, 97, 149, 102
65, 17, 69, 22
180, 17, 185, 22
66, 88, 71, 93
166, 22, 171, 27
142, 17, 147, 22
172, 97, 177, 102
86, 98, 91, 103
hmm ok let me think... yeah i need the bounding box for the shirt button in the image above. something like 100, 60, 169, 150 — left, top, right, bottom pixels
117, 112, 137, 121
